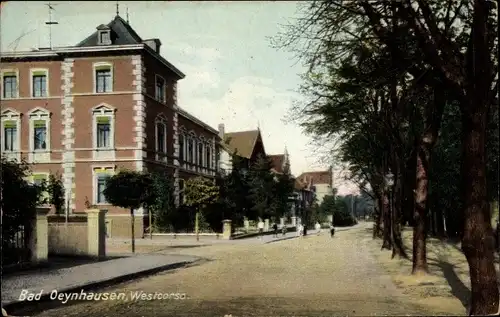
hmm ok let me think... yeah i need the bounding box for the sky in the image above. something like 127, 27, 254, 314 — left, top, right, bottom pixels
1, 1, 358, 195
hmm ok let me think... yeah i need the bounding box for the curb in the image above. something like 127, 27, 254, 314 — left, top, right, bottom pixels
2, 259, 196, 315
264, 236, 299, 244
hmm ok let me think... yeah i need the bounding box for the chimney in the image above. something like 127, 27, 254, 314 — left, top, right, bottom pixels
218, 123, 225, 139
143, 38, 162, 54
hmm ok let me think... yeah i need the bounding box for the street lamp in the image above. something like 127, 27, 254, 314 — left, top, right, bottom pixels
385, 169, 395, 246
385, 170, 394, 188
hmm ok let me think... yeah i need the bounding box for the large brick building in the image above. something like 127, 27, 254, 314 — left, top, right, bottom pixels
0, 14, 219, 237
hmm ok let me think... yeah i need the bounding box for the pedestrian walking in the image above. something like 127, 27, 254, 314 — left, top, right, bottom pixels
330, 223, 335, 238
282, 223, 287, 236
315, 222, 321, 235
272, 222, 278, 238
257, 220, 264, 239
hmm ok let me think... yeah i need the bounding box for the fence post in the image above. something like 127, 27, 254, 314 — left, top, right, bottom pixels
222, 219, 232, 240
86, 209, 106, 259
31, 207, 50, 263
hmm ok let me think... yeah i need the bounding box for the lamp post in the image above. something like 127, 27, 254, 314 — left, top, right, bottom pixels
385, 169, 395, 246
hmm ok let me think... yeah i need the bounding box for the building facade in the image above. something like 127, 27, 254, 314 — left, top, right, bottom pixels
0, 15, 218, 237
295, 167, 334, 205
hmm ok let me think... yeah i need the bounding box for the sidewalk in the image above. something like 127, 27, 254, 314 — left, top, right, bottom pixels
1, 253, 199, 309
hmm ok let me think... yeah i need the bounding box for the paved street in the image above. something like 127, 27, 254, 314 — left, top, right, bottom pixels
21, 224, 451, 316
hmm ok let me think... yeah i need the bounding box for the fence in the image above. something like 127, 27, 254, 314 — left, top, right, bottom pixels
2, 224, 32, 266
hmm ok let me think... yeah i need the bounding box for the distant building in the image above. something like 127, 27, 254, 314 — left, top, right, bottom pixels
268, 147, 290, 175
217, 123, 266, 175
295, 167, 333, 205
0, 14, 219, 238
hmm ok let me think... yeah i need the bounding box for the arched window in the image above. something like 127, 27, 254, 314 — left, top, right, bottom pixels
155, 114, 167, 161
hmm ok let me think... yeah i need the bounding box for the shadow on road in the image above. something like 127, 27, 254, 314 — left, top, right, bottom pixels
427, 256, 469, 310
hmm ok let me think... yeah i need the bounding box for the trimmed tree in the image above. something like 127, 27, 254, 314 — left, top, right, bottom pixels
103, 170, 152, 253
184, 176, 219, 241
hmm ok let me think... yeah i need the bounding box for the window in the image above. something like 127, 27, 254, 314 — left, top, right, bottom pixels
93, 167, 114, 205
31, 70, 48, 97
96, 117, 111, 148
155, 115, 167, 160
28, 108, 51, 162
206, 146, 211, 169
3, 121, 17, 151
2, 71, 18, 99
92, 104, 115, 153
33, 120, 47, 150
94, 63, 113, 93
198, 142, 203, 166
156, 122, 166, 153
96, 174, 110, 204
1, 109, 21, 159
32, 173, 49, 202
155, 75, 166, 103
187, 137, 194, 163
99, 31, 110, 44
179, 134, 185, 162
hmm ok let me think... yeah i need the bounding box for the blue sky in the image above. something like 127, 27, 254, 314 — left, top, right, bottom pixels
1, 1, 357, 194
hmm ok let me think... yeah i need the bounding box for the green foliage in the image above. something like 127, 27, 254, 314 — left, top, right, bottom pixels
146, 171, 175, 231
1, 159, 44, 265
103, 170, 151, 211
184, 176, 220, 209
218, 153, 252, 224
319, 194, 356, 227
248, 154, 276, 220
47, 173, 65, 214
272, 168, 295, 218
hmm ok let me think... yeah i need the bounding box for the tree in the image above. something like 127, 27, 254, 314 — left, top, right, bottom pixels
145, 171, 175, 235
184, 176, 219, 241
47, 173, 65, 215
248, 154, 276, 221
1, 159, 44, 265
219, 153, 252, 226
103, 170, 152, 253
272, 163, 295, 220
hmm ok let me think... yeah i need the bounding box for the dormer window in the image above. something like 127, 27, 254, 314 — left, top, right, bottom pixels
99, 31, 110, 45
96, 25, 112, 45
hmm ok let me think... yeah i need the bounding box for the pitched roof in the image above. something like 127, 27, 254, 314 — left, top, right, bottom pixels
76, 15, 143, 47
296, 170, 331, 185
223, 130, 260, 159
268, 154, 285, 173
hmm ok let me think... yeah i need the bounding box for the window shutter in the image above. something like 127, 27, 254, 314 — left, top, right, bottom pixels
32, 71, 46, 77
3, 120, 16, 128
34, 120, 46, 128
32, 174, 47, 181
95, 65, 111, 71
96, 116, 110, 124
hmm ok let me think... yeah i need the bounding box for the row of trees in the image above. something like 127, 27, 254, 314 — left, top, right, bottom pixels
273, 1, 498, 314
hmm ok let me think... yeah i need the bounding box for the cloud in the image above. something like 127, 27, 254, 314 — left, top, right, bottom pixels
178, 75, 316, 175
170, 42, 223, 63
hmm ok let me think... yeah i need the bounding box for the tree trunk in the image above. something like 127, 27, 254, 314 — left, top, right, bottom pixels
461, 108, 498, 315
460, 1, 499, 313
382, 192, 392, 250
130, 208, 135, 253
412, 142, 430, 274
195, 210, 199, 241
413, 87, 446, 274
391, 179, 408, 259
373, 196, 383, 239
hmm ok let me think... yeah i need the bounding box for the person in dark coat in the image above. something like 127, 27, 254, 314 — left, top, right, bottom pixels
272, 222, 279, 238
